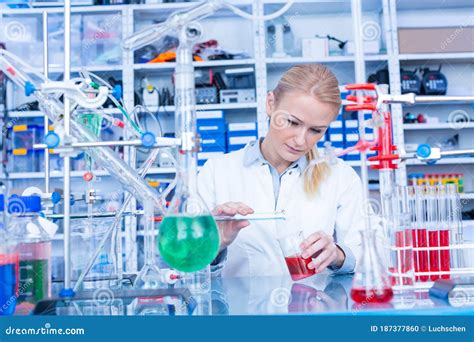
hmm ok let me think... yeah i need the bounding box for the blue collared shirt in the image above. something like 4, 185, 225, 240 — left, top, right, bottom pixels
243, 138, 308, 209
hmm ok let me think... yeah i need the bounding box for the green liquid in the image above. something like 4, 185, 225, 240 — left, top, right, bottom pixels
18, 260, 49, 303
158, 215, 220, 272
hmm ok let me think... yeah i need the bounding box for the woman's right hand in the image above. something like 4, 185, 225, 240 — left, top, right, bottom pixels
212, 202, 254, 253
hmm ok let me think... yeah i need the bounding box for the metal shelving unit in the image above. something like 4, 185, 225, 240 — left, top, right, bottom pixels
403, 123, 474, 130
133, 59, 256, 70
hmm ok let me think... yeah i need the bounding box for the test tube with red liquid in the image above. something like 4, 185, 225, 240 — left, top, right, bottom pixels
414, 186, 429, 282
426, 186, 440, 281
437, 185, 451, 279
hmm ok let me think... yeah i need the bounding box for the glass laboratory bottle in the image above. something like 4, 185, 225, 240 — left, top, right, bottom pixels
8, 195, 51, 307
351, 229, 393, 304
0, 194, 19, 316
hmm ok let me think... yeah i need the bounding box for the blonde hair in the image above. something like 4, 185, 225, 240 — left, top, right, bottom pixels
272, 64, 341, 196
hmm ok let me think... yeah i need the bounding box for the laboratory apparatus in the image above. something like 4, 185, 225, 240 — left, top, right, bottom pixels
153, 19, 220, 273
351, 229, 393, 304
388, 186, 415, 289
277, 231, 316, 281
124, 0, 296, 275
7, 195, 51, 306
0, 194, 19, 316
334, 82, 474, 294
0, 0, 297, 302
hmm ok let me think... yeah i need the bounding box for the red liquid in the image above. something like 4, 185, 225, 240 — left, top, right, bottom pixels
411, 229, 419, 281
439, 229, 450, 280
350, 287, 393, 304
284, 256, 316, 281
415, 228, 429, 282
428, 231, 440, 281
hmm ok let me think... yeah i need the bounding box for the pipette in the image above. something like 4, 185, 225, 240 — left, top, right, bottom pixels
214, 211, 286, 221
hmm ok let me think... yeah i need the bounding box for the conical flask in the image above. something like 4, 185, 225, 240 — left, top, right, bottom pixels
351, 229, 393, 304
157, 158, 220, 273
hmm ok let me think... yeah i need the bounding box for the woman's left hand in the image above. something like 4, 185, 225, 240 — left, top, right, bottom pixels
299, 231, 345, 273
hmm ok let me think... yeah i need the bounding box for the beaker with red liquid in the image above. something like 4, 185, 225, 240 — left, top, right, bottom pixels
278, 231, 316, 281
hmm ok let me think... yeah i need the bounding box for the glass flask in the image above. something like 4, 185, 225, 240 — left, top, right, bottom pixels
134, 201, 164, 289
0, 194, 19, 316
158, 170, 220, 272
157, 35, 220, 274
8, 195, 52, 309
351, 229, 393, 304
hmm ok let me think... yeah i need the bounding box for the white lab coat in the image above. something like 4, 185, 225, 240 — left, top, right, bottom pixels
197, 146, 371, 278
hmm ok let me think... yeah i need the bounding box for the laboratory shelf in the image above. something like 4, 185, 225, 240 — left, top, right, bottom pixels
460, 193, 474, 200
6, 111, 44, 118
147, 167, 177, 175
405, 157, 474, 166
132, 0, 253, 21
133, 59, 256, 71
395, 0, 474, 11
266, 56, 355, 67
3, 167, 178, 180
403, 123, 474, 130
30, 65, 123, 74
398, 52, 474, 62
364, 54, 389, 61
0, 4, 125, 14
263, 0, 381, 15
6, 108, 122, 118
150, 102, 258, 112
403, 100, 474, 106
3, 170, 110, 180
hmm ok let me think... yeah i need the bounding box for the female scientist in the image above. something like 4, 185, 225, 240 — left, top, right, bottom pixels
198, 64, 368, 278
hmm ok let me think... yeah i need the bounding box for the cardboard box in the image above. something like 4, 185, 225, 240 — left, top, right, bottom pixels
398, 27, 474, 54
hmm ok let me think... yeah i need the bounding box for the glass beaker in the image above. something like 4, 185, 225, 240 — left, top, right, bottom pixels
278, 231, 316, 281
351, 229, 393, 304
